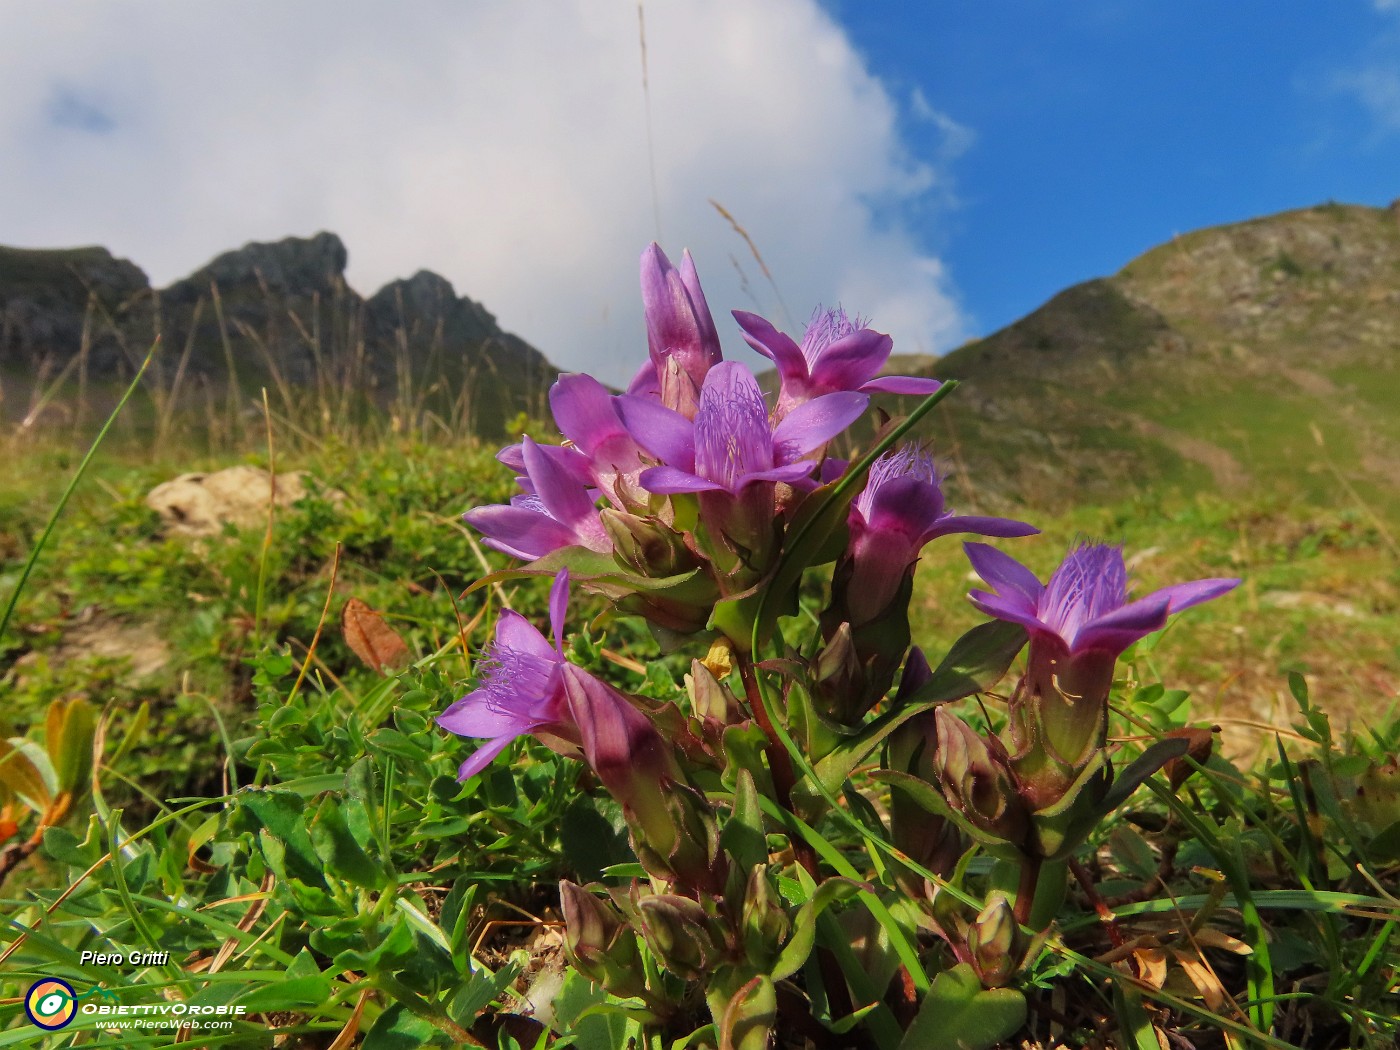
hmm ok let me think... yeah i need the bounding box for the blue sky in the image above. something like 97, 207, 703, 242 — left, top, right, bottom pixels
2, 3, 1398, 380
836, 2, 1400, 337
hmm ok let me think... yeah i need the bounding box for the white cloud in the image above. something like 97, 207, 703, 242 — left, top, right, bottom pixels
1335, 66, 1400, 132
0, 1, 969, 383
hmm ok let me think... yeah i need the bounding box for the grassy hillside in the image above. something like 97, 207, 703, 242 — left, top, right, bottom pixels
873, 201, 1400, 518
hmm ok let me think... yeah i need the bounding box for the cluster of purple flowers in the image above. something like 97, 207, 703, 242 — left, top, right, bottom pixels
436, 243, 1240, 1033
446, 244, 1041, 768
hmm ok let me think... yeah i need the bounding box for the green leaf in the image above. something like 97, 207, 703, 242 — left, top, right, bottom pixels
898, 963, 1027, 1050
362, 1002, 446, 1050
771, 878, 862, 982
239, 789, 329, 888
1095, 737, 1191, 815
328, 915, 417, 974
559, 795, 632, 883
237, 949, 331, 1012
720, 769, 768, 873
311, 795, 387, 889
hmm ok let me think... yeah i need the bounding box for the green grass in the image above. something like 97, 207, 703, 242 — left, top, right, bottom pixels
1, 415, 1397, 1049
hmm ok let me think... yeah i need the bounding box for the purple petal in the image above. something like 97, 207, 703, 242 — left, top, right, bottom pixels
968, 589, 1050, 634
438, 694, 534, 738
807, 329, 893, 391
616, 395, 695, 469
550, 374, 625, 456
494, 609, 556, 660
926, 514, 1040, 541
638, 465, 723, 494
739, 461, 819, 487
456, 735, 519, 781
771, 391, 869, 462
861, 474, 943, 538
896, 646, 934, 701
733, 310, 809, 382
1074, 594, 1171, 653
549, 569, 571, 656
627, 360, 660, 399
497, 443, 525, 472
1145, 578, 1242, 614
963, 542, 1045, 608
465, 505, 578, 561
859, 376, 943, 396
678, 249, 720, 358
522, 436, 598, 530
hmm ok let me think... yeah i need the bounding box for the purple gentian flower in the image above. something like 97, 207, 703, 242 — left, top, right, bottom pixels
464, 435, 610, 561
965, 541, 1239, 661
617, 361, 867, 497
641, 244, 723, 418
734, 306, 940, 418
548, 373, 646, 508
841, 447, 1038, 625
964, 541, 1239, 788
437, 570, 582, 779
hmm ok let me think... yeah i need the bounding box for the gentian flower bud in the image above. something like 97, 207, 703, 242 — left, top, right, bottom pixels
740, 866, 791, 965
888, 677, 967, 889
635, 893, 720, 981
564, 666, 724, 891
559, 881, 646, 999
599, 508, 698, 579
967, 894, 1023, 988
934, 708, 1030, 852
641, 244, 722, 420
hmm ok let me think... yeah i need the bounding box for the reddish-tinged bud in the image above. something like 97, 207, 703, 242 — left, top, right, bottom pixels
559, 881, 645, 998
889, 711, 967, 887
740, 866, 791, 965
935, 708, 1030, 850
600, 509, 699, 579
967, 894, 1023, 988
636, 893, 720, 980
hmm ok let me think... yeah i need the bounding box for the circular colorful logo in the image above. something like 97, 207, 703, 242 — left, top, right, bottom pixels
25, 979, 77, 1030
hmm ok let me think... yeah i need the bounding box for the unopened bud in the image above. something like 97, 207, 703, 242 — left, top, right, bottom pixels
559, 881, 644, 998
935, 708, 1029, 849
967, 894, 1022, 987
600, 509, 698, 579
636, 894, 718, 980
740, 866, 790, 964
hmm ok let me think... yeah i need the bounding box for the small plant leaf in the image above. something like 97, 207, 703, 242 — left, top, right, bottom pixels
898, 963, 1027, 1050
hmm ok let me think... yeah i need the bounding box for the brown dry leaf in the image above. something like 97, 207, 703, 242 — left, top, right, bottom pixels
1164, 726, 1218, 789
1132, 947, 1169, 989
1192, 928, 1253, 955
1171, 948, 1229, 1012
342, 598, 410, 674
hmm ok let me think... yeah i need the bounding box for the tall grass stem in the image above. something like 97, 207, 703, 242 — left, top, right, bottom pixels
0, 342, 157, 645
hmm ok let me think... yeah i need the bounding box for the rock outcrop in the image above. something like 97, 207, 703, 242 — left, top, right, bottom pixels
0, 233, 556, 436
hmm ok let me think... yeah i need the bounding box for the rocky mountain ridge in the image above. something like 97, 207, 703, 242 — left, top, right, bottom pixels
0, 232, 555, 435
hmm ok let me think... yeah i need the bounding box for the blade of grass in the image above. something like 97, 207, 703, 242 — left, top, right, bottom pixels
0, 342, 156, 644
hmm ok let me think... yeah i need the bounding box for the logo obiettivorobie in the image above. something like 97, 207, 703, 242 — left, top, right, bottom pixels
24, 978, 77, 1030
